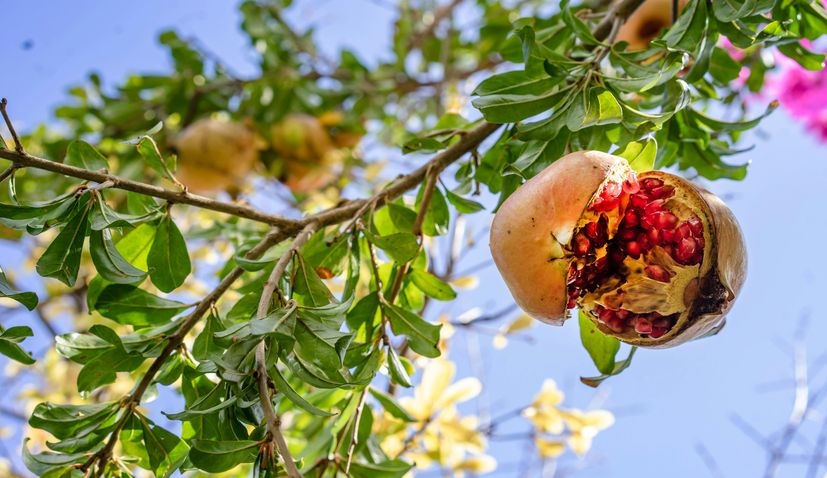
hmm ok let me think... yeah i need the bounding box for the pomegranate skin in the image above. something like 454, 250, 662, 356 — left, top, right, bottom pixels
490, 151, 747, 348
616, 0, 688, 51
490, 151, 633, 325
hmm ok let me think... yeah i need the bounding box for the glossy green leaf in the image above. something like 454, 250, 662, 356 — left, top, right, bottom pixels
147, 213, 191, 292
94, 284, 190, 326
35, 200, 90, 286
713, 0, 775, 22
350, 459, 413, 478
662, 0, 707, 51
385, 304, 441, 358
578, 310, 620, 375
138, 415, 189, 477
0, 325, 36, 364
270, 364, 335, 416
566, 87, 622, 131
445, 189, 485, 214
387, 346, 412, 388
614, 138, 657, 173
0, 268, 38, 310
192, 312, 225, 361
188, 440, 259, 473
137, 136, 175, 180
367, 232, 419, 263
90, 229, 147, 284
64, 140, 108, 171
409, 269, 456, 301
292, 254, 335, 307
28, 402, 117, 440
581, 346, 638, 387
369, 386, 415, 422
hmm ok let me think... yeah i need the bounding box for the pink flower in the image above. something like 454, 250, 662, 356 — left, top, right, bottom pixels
773, 58, 827, 120
805, 112, 827, 142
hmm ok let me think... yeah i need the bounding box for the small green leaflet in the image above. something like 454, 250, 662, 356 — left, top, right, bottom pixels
23, 439, 89, 476
367, 232, 419, 263
0, 268, 38, 310
566, 87, 623, 132
64, 140, 108, 171
581, 346, 638, 388
578, 310, 620, 375
387, 346, 413, 387
614, 138, 657, 173
188, 440, 259, 473
28, 401, 117, 439
0, 325, 36, 364
94, 284, 190, 326
136, 414, 189, 478
270, 363, 335, 416
384, 304, 442, 358
137, 136, 177, 181
409, 269, 456, 301
90, 229, 148, 284
444, 189, 484, 214
35, 199, 90, 287
147, 212, 191, 293
349, 459, 413, 478
369, 386, 415, 422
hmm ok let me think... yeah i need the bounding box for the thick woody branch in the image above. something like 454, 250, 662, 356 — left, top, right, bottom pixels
0, 148, 298, 228
593, 0, 647, 41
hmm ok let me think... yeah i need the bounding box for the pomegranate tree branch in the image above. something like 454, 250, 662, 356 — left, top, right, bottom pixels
81, 227, 289, 474
593, 0, 647, 42
0, 98, 23, 152
0, 147, 299, 228
251, 224, 316, 477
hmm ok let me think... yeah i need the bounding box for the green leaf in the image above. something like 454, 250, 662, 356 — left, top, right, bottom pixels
385, 304, 441, 358
369, 387, 415, 422
23, 440, 89, 476
778, 41, 826, 71
188, 440, 259, 473
94, 284, 189, 326
77, 347, 145, 393
138, 415, 189, 477
350, 459, 413, 478
137, 136, 175, 180
35, 200, 90, 287
192, 312, 225, 361
566, 87, 622, 132
387, 346, 412, 388
0, 268, 38, 310
578, 310, 620, 375
294, 319, 346, 371
560, 0, 599, 45
28, 402, 117, 440
662, 0, 707, 51
581, 346, 638, 387
147, 213, 191, 292
90, 229, 148, 284
713, 0, 774, 22
367, 232, 419, 263
0, 325, 36, 364
90, 195, 162, 230
445, 189, 485, 214
419, 185, 450, 237
409, 269, 456, 301
472, 89, 565, 124
472, 68, 560, 97
709, 47, 743, 84
115, 222, 156, 271
65, 140, 108, 171
293, 254, 335, 307
614, 138, 657, 173
270, 364, 335, 416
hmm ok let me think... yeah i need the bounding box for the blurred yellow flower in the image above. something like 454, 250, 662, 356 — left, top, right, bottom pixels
522, 379, 566, 434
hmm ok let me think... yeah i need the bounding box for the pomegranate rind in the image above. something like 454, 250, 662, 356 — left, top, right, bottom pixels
490, 151, 632, 325
173, 118, 261, 194
615, 0, 688, 51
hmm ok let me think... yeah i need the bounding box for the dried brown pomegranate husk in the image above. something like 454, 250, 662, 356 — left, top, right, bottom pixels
489, 151, 746, 348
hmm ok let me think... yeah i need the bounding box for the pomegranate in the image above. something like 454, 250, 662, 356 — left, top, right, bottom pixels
489, 151, 746, 348
615, 0, 687, 51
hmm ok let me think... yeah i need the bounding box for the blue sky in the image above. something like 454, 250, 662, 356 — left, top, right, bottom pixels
2, 1, 827, 477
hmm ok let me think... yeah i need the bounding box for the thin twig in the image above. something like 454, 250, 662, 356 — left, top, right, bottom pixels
81, 227, 288, 472
345, 387, 370, 473
0, 165, 17, 183
0, 98, 23, 152
806, 418, 827, 478
253, 223, 316, 478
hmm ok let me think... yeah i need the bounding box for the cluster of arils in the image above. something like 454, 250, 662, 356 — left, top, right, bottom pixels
565, 173, 707, 338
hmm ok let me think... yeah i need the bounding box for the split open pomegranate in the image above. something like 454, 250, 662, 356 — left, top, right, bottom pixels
490, 151, 746, 348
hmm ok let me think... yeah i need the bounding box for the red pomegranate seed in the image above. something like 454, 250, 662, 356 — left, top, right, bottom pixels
630, 194, 649, 209
677, 223, 692, 239
644, 199, 665, 215
679, 237, 697, 256
652, 318, 671, 328
649, 327, 667, 338
649, 185, 675, 199
655, 212, 679, 230
601, 196, 620, 211
641, 178, 664, 190
687, 216, 703, 236
584, 221, 599, 239
640, 215, 654, 230
645, 265, 671, 282
622, 175, 640, 194
573, 233, 591, 257
626, 241, 642, 259
607, 317, 626, 333
647, 228, 661, 245
598, 307, 615, 322
608, 246, 625, 265
637, 233, 652, 251
661, 229, 677, 243
633, 318, 653, 334
604, 182, 622, 198
616, 309, 632, 319
623, 209, 639, 227
618, 228, 637, 240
